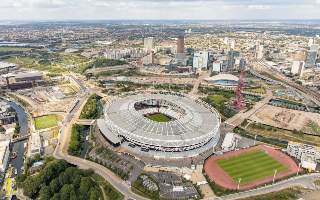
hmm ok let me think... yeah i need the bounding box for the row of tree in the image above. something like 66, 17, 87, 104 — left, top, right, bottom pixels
68, 124, 87, 156
88, 58, 127, 69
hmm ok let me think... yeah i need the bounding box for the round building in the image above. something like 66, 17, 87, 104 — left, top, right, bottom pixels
97, 93, 221, 158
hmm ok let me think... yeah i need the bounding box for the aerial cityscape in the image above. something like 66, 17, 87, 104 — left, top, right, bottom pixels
0, 1, 320, 200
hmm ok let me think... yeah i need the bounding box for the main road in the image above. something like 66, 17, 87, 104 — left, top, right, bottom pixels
53, 78, 147, 200
218, 173, 320, 200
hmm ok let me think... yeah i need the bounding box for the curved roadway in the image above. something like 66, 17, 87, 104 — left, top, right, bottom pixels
53, 84, 147, 200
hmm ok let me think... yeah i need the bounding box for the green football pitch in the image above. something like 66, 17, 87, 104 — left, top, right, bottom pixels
217, 150, 287, 185
145, 113, 171, 122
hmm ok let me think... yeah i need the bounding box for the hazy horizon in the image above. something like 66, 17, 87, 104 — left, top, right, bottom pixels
1, 0, 320, 21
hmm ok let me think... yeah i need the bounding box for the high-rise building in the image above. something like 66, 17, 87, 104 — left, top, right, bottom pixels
227, 50, 240, 71
256, 45, 264, 59
291, 61, 305, 77
144, 37, 154, 53
177, 35, 185, 54
308, 38, 314, 47
142, 53, 154, 65
212, 61, 222, 72
239, 58, 246, 71
305, 50, 317, 68
310, 44, 319, 52
193, 51, 209, 71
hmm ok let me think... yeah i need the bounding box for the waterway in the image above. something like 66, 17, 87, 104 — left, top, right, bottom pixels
7, 101, 29, 175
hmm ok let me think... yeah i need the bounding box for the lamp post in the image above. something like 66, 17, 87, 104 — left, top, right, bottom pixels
237, 178, 242, 190
273, 169, 278, 184
297, 162, 301, 176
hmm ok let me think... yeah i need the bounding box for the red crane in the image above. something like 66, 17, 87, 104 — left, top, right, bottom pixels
234, 71, 245, 110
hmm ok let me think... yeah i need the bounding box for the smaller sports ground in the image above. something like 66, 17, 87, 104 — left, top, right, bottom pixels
204, 145, 300, 190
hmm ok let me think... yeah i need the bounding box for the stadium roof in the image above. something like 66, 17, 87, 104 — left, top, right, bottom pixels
100, 93, 221, 148
205, 74, 239, 82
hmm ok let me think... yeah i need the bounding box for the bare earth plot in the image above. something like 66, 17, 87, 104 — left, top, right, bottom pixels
249, 104, 320, 135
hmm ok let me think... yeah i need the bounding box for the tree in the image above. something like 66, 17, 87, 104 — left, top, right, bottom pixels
60, 184, 75, 200
49, 178, 61, 194
79, 177, 94, 199
39, 185, 51, 200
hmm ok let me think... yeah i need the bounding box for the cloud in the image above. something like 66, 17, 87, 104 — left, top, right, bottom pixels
0, 0, 320, 20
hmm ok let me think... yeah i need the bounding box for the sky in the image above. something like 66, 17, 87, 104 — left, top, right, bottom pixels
1, 0, 320, 20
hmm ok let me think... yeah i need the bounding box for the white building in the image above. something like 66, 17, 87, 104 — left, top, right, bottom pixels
287, 142, 320, 171
0, 140, 10, 172
256, 45, 264, 59
308, 38, 314, 47
142, 53, 154, 65
291, 61, 305, 76
310, 44, 319, 52
212, 61, 222, 73
193, 51, 208, 71
28, 131, 42, 157
221, 133, 238, 151
144, 37, 154, 53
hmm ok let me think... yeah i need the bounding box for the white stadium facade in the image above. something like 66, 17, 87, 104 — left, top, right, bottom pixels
97, 93, 221, 158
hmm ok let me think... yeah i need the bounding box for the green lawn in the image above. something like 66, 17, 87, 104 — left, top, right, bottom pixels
146, 113, 171, 122
0, 47, 31, 52
207, 95, 228, 105
217, 151, 287, 185
34, 115, 58, 130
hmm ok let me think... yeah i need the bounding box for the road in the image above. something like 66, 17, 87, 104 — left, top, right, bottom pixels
218, 173, 320, 200
53, 79, 147, 200
225, 89, 273, 128
253, 60, 320, 106
189, 72, 209, 96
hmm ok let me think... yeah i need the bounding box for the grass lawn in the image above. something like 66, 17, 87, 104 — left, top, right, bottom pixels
207, 95, 228, 105
34, 114, 58, 130
146, 113, 171, 122
0, 47, 31, 52
217, 151, 287, 185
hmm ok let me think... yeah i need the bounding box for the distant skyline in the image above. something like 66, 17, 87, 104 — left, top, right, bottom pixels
1, 0, 320, 21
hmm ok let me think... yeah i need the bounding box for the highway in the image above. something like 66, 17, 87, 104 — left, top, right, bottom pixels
53, 77, 147, 200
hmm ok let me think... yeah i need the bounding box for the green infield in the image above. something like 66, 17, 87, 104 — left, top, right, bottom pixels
34, 114, 58, 130
145, 113, 172, 122
217, 150, 287, 185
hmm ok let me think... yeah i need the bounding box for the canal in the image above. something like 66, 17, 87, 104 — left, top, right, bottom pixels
7, 101, 29, 175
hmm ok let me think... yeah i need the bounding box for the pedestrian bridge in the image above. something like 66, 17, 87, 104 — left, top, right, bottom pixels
11, 134, 30, 143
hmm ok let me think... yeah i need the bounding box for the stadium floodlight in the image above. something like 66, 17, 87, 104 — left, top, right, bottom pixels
272, 169, 278, 184
237, 178, 242, 190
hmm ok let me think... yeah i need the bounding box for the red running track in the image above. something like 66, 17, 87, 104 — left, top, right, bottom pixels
204, 145, 301, 190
